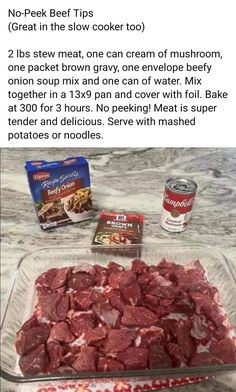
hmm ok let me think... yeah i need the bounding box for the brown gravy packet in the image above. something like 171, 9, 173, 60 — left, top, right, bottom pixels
92, 211, 144, 256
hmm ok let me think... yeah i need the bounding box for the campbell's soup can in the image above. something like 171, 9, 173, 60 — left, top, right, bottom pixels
161, 178, 197, 232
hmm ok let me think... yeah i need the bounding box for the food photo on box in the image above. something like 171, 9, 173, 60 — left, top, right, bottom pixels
1, 148, 236, 392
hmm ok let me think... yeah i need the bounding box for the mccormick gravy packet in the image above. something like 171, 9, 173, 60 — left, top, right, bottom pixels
25, 157, 93, 230
92, 211, 144, 247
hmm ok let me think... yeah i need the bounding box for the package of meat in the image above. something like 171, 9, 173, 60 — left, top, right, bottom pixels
92, 211, 144, 252
25, 157, 93, 230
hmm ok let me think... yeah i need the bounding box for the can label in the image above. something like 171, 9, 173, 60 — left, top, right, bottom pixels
161, 178, 197, 232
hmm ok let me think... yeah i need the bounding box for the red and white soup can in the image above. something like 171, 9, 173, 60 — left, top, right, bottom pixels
161, 178, 197, 232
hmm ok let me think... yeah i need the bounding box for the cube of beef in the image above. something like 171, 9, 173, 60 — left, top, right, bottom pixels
72, 345, 97, 372
123, 282, 143, 306
62, 345, 81, 366
176, 321, 196, 360
85, 327, 107, 345
98, 358, 124, 372
72, 263, 96, 276
50, 322, 75, 343
67, 272, 94, 291
105, 329, 135, 353
190, 352, 223, 366
94, 265, 108, 287
149, 343, 172, 369
71, 289, 93, 310
117, 347, 148, 370
69, 312, 94, 337
210, 337, 236, 364
19, 344, 49, 375
38, 292, 69, 322
131, 259, 148, 274
121, 305, 159, 328
93, 302, 120, 328
108, 261, 124, 273
138, 327, 164, 348
108, 290, 125, 312
47, 340, 63, 372
16, 323, 50, 356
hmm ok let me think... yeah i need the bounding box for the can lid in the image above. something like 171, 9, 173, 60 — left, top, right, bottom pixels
166, 178, 197, 194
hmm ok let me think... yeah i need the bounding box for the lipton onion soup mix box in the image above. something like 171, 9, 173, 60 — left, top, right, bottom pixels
25, 157, 93, 230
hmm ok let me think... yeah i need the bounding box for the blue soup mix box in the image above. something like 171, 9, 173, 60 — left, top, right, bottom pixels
25, 157, 93, 230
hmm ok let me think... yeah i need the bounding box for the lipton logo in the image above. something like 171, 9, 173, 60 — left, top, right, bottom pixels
33, 172, 51, 181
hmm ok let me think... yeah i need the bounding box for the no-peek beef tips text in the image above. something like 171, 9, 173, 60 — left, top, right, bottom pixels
15, 259, 236, 376
25, 157, 93, 230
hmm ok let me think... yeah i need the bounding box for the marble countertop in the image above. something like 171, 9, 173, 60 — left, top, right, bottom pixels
1, 148, 236, 392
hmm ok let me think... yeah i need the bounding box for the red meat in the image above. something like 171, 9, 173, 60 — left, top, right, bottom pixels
117, 270, 136, 289
176, 321, 196, 359
19, 344, 49, 375
190, 314, 210, 342
105, 329, 135, 353
16, 258, 235, 377
108, 290, 125, 312
71, 289, 93, 310
109, 270, 136, 290
38, 292, 69, 322
50, 267, 71, 290
159, 319, 178, 343
117, 347, 148, 370
19, 315, 39, 331
137, 273, 153, 290
67, 272, 94, 291
108, 261, 124, 273
145, 294, 160, 309
54, 365, 77, 374
190, 292, 225, 327
190, 352, 223, 366
36, 268, 70, 292
189, 281, 217, 298
123, 282, 143, 306
146, 283, 179, 299
93, 302, 120, 328
72, 263, 96, 276
149, 343, 172, 369
50, 322, 75, 343
91, 289, 106, 303
69, 312, 94, 337
62, 345, 81, 366
121, 305, 159, 328
16, 323, 50, 356
210, 337, 236, 364
94, 266, 108, 287
138, 327, 164, 348
166, 343, 187, 366
56, 295, 70, 321
85, 327, 107, 344
98, 358, 124, 372
131, 259, 148, 274
169, 292, 194, 314
47, 340, 63, 372
72, 345, 97, 372
35, 268, 57, 290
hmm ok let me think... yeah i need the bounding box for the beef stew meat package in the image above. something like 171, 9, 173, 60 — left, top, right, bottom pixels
25, 157, 93, 230
15, 258, 236, 376
92, 211, 144, 246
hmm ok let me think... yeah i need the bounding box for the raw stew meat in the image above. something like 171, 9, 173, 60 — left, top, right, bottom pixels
15, 258, 236, 376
